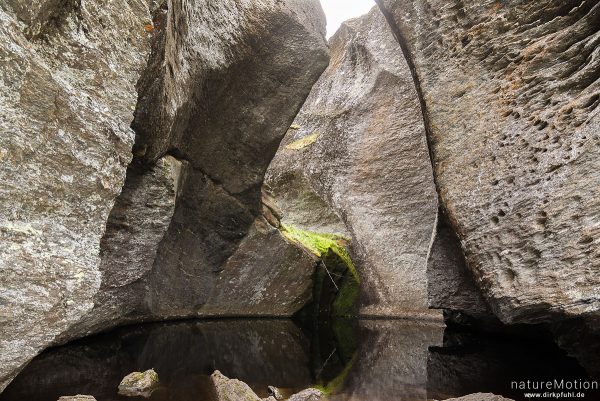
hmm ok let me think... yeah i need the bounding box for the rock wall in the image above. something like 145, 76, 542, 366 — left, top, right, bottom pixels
266, 7, 439, 318
131, 0, 329, 320
0, 0, 152, 390
0, 0, 328, 390
377, 0, 600, 324
64, 0, 329, 325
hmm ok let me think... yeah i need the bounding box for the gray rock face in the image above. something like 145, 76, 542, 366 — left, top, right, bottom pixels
377, 0, 600, 323
131, 0, 329, 320
0, 0, 151, 391
266, 7, 438, 318
64, 157, 179, 339
0, 0, 328, 391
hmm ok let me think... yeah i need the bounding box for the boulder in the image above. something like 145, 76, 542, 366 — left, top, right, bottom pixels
376, 0, 600, 323
0, 0, 152, 391
211, 371, 262, 401
118, 369, 160, 397
427, 210, 495, 323
211, 371, 324, 401
266, 6, 438, 317
267, 386, 283, 400
287, 388, 323, 401
199, 217, 319, 317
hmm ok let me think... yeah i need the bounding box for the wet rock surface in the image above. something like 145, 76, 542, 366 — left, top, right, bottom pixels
266, 6, 438, 318
0, 0, 152, 391
376, 0, 600, 324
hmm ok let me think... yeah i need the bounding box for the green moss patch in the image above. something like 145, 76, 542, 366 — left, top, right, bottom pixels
281, 224, 360, 317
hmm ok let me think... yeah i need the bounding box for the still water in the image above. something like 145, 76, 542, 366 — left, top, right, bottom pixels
1, 319, 597, 401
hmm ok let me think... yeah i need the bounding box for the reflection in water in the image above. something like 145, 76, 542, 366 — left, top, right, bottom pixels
328, 321, 443, 401
428, 327, 600, 401
0, 320, 313, 401
0, 319, 597, 401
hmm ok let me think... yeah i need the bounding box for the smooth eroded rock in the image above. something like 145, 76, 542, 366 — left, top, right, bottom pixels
376, 0, 600, 323
428, 209, 494, 322
266, 6, 438, 318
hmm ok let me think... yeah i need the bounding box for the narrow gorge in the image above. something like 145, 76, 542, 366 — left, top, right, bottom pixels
0, 0, 598, 400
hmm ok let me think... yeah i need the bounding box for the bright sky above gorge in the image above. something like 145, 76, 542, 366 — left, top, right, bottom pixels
320, 0, 376, 38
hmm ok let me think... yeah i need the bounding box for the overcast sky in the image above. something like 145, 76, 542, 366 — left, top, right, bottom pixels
320, 0, 376, 38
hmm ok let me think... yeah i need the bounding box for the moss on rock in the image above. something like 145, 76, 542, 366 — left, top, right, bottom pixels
280, 224, 360, 317
285, 133, 320, 150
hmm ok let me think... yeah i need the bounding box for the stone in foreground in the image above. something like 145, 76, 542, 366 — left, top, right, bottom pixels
211, 371, 261, 401
267, 385, 283, 400
57, 396, 97, 401
118, 369, 159, 397
287, 388, 324, 401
